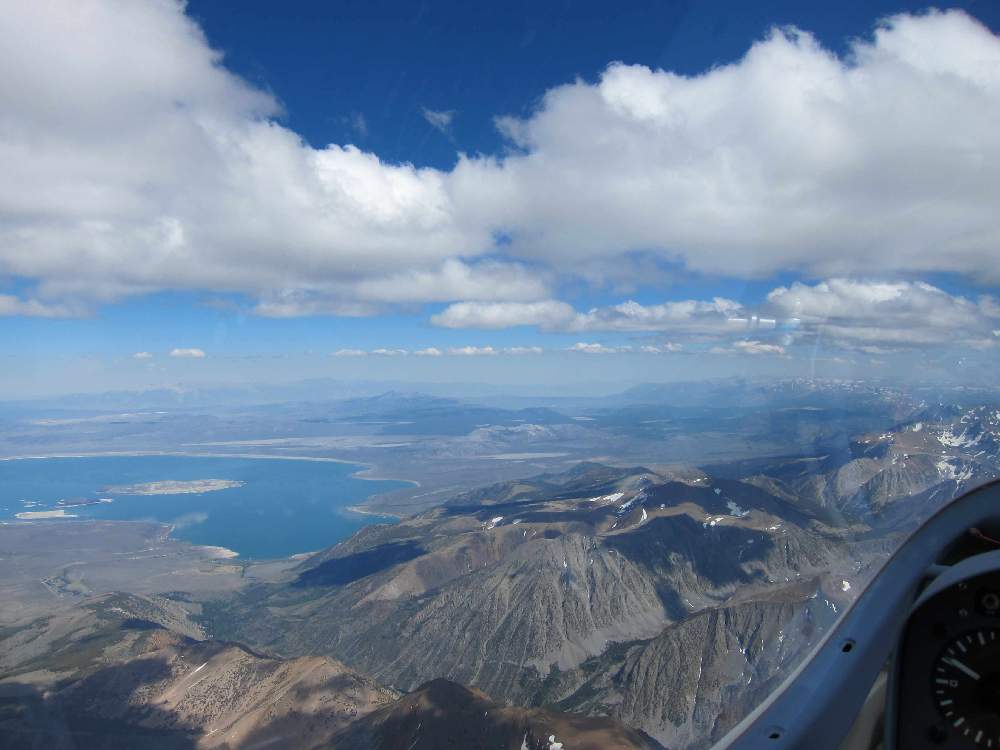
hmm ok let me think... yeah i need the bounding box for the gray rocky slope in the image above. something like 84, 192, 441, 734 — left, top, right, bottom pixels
202, 466, 863, 745
201, 404, 1000, 747
0, 592, 656, 750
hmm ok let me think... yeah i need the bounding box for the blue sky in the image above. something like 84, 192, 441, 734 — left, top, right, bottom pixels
1, 1, 1000, 396
188, 0, 999, 168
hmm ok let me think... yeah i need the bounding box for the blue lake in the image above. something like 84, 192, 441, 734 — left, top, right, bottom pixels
0, 455, 409, 559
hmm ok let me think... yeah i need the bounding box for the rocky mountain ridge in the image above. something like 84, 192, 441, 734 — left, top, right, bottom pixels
743, 404, 1000, 528
200, 403, 1000, 746
200, 462, 872, 745
0, 592, 655, 750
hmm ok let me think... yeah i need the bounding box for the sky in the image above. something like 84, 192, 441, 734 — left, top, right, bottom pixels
1, 0, 1000, 396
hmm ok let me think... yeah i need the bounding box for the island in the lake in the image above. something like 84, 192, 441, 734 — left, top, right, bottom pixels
101, 479, 245, 495
15, 509, 78, 519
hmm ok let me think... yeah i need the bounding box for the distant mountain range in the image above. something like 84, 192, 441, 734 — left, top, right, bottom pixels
1, 379, 627, 412
7, 374, 992, 414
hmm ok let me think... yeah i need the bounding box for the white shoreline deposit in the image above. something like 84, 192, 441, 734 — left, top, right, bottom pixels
197, 545, 239, 559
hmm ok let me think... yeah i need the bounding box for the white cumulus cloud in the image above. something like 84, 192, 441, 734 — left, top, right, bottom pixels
0, 294, 78, 318
1, 3, 999, 322
432, 300, 576, 329
765, 279, 1000, 350
448, 346, 499, 356
732, 340, 787, 356
422, 107, 455, 133
132, 351, 153, 360
573, 298, 746, 333
433, 279, 1000, 354
356, 259, 547, 303
432, 296, 766, 336
0, 1, 487, 314
567, 342, 620, 354
451, 9, 1000, 281
169, 348, 205, 358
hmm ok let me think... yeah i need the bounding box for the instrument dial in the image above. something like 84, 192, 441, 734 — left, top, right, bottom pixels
934, 629, 1000, 746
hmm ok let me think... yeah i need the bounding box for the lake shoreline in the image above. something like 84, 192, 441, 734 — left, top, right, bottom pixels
343, 504, 402, 520
1, 453, 416, 558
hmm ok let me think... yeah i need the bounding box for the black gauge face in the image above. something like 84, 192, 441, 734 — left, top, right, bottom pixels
934, 629, 1000, 746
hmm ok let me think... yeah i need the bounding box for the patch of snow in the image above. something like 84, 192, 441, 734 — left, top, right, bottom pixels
937, 458, 974, 482
726, 500, 749, 518
841, 580, 851, 592
939, 425, 977, 448
548, 736, 564, 750
191, 662, 208, 675
588, 491, 624, 505
911, 422, 923, 432
714, 488, 722, 495
616, 496, 637, 515
640, 508, 648, 523
484, 516, 503, 529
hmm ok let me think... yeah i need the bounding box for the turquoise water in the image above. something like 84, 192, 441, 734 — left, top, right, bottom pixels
0, 455, 409, 559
